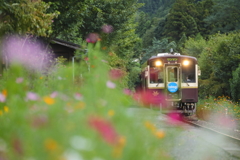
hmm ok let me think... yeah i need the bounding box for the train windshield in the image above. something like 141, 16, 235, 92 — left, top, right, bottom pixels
167, 67, 178, 82
182, 60, 196, 83
149, 60, 164, 83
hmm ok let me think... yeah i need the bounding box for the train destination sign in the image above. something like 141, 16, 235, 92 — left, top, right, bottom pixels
168, 82, 178, 93
167, 58, 178, 62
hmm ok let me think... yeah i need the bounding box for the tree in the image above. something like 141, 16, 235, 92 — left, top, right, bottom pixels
0, 0, 57, 37
42, 0, 88, 42
230, 65, 240, 102
194, 0, 214, 37
204, 0, 240, 34
140, 38, 176, 64
185, 32, 240, 99
163, 0, 199, 42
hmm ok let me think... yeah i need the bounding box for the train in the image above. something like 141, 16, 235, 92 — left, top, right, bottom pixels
138, 51, 200, 116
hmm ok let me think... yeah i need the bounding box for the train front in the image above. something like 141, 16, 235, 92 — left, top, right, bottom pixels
141, 53, 200, 115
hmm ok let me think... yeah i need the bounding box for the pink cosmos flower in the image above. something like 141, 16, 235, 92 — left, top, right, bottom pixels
106, 80, 116, 89
74, 93, 83, 100
167, 112, 184, 125
16, 77, 24, 83
86, 33, 100, 43
12, 138, 24, 155
2, 35, 53, 72
133, 90, 166, 107
109, 69, 124, 80
26, 92, 39, 101
0, 93, 6, 102
123, 89, 131, 95
101, 25, 113, 33
50, 91, 58, 98
88, 116, 119, 145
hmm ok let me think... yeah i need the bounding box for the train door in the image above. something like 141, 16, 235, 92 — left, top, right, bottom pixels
165, 65, 181, 101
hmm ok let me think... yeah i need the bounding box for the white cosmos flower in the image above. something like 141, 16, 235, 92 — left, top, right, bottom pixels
70, 136, 93, 151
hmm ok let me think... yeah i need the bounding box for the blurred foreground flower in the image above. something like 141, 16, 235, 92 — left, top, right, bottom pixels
2, 35, 53, 72
0, 93, 6, 102
16, 77, 24, 83
133, 90, 166, 107
3, 106, 9, 113
144, 121, 165, 139
31, 114, 48, 128
26, 92, 39, 101
43, 96, 55, 105
102, 24, 113, 33
109, 69, 124, 80
44, 138, 59, 152
74, 93, 83, 100
12, 138, 23, 156
86, 33, 100, 43
88, 116, 119, 145
167, 112, 184, 125
106, 80, 116, 89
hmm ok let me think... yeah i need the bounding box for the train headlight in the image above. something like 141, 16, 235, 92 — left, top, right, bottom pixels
183, 60, 190, 66
155, 61, 162, 66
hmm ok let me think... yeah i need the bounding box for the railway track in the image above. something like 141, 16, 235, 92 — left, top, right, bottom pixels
184, 117, 240, 159
128, 107, 240, 159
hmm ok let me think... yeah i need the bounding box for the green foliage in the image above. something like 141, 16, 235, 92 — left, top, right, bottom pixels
184, 32, 240, 99
141, 38, 177, 64
204, 0, 240, 34
42, 0, 88, 42
0, 0, 58, 37
164, 0, 199, 42
230, 65, 240, 102
182, 34, 206, 58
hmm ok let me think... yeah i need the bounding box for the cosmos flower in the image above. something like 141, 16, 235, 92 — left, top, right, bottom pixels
2, 35, 52, 72
101, 24, 113, 33
3, 106, 9, 113
88, 116, 119, 145
109, 69, 124, 80
123, 89, 131, 95
0, 93, 6, 102
43, 96, 55, 105
31, 114, 48, 128
26, 92, 39, 101
16, 77, 24, 83
106, 80, 116, 89
50, 91, 58, 98
108, 110, 115, 117
86, 33, 100, 43
44, 138, 58, 151
12, 138, 23, 155
133, 90, 166, 107
167, 112, 184, 125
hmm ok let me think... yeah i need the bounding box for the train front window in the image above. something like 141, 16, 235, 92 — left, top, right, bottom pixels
182, 60, 196, 83
149, 60, 163, 83
167, 67, 178, 82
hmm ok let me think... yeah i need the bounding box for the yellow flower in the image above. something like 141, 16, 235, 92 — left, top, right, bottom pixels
75, 101, 85, 109
108, 110, 115, 117
155, 130, 165, 139
44, 96, 55, 105
44, 138, 58, 151
113, 136, 126, 158
3, 106, 9, 113
0, 110, 3, 116
144, 121, 156, 132
2, 89, 7, 96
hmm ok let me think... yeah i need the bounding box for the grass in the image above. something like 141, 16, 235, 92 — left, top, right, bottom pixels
197, 96, 240, 130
